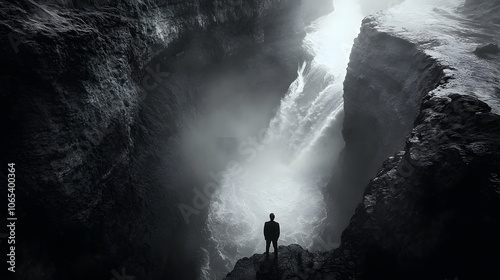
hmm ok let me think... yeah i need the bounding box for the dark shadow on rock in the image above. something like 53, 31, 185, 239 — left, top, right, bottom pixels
473, 43, 499, 58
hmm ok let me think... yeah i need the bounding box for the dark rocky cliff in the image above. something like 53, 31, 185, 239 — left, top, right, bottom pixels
327, 0, 500, 245
327, 17, 447, 238
0, 0, 332, 279
226, 0, 500, 279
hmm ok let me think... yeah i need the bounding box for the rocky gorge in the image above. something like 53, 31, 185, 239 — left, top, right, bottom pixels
227, 0, 500, 279
1, 0, 499, 279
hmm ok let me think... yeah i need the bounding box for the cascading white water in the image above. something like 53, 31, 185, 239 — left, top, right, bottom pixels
203, 1, 363, 278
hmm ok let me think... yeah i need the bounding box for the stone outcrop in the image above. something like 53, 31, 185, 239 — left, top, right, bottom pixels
474, 43, 499, 57
224, 244, 334, 280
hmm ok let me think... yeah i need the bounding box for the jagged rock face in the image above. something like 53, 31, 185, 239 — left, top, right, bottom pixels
329, 0, 500, 278
0, 0, 332, 279
335, 94, 500, 279
327, 0, 500, 241
327, 17, 446, 238
227, 0, 500, 279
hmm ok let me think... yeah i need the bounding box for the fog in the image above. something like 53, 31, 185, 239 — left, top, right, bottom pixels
179, 0, 408, 179
176, 0, 410, 279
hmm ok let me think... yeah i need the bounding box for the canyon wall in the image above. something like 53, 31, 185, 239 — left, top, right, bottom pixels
329, 0, 500, 278
325, 16, 447, 241
227, 0, 500, 278
0, 1, 332, 279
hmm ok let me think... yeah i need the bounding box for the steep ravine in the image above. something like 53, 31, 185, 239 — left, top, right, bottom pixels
226, 0, 500, 279
326, 16, 447, 240
1, 1, 332, 279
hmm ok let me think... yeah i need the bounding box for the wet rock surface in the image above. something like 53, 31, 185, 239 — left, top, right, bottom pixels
474, 43, 499, 57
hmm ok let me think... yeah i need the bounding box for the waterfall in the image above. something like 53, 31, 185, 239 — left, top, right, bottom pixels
202, 1, 363, 278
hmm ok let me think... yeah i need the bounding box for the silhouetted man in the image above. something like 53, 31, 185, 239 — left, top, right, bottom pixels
264, 213, 280, 259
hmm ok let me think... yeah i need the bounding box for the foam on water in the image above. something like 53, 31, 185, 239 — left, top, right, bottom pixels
202, 0, 363, 278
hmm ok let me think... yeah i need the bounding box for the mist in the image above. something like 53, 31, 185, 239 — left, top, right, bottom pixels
4, 0, 496, 278
178, 0, 408, 177
175, 0, 429, 278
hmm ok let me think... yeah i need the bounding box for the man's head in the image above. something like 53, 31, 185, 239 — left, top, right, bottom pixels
269, 213, 275, 221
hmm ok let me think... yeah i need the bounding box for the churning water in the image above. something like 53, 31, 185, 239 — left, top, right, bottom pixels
202, 1, 363, 278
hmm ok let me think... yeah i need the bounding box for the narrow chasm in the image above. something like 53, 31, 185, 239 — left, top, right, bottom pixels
1, 0, 500, 280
